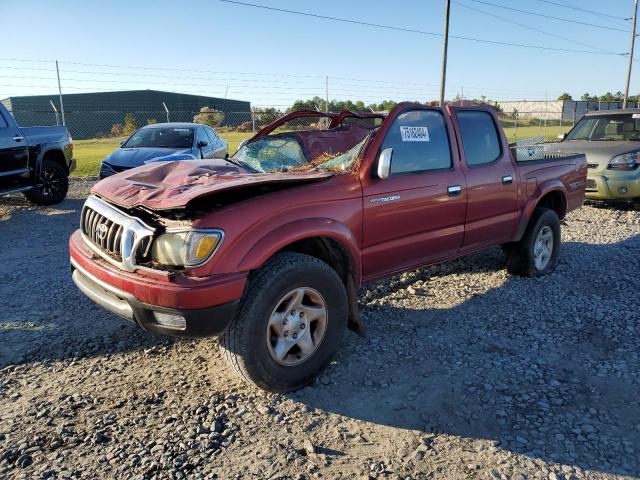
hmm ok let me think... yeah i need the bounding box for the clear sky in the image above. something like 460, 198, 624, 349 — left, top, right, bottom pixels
0, 0, 637, 107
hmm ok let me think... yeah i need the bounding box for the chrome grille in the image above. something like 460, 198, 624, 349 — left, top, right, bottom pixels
586, 178, 597, 191
81, 207, 124, 260
80, 195, 156, 271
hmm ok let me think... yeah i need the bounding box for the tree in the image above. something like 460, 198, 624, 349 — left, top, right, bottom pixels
252, 107, 281, 126
111, 123, 124, 137
193, 107, 225, 127
581, 93, 597, 101
558, 93, 572, 100
146, 117, 158, 125
123, 113, 138, 136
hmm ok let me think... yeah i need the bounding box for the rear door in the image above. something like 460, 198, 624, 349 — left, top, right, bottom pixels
0, 107, 29, 181
448, 106, 519, 251
361, 107, 468, 280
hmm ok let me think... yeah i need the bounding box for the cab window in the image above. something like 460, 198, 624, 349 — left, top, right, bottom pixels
456, 110, 501, 166
381, 110, 452, 175
205, 127, 219, 143
196, 127, 209, 146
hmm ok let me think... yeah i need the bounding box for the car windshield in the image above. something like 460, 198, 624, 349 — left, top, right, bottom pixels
123, 127, 194, 148
290, 137, 368, 173
232, 134, 368, 173
565, 114, 640, 141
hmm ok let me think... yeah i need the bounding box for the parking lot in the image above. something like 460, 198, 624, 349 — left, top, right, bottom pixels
0, 178, 639, 480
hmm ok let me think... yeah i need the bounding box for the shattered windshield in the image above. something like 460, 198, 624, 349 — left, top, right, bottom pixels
290, 137, 367, 173
232, 136, 307, 173
232, 134, 368, 173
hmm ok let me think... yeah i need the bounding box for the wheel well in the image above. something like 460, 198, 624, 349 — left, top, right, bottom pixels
277, 237, 352, 283
42, 149, 68, 173
537, 191, 567, 219
275, 236, 364, 334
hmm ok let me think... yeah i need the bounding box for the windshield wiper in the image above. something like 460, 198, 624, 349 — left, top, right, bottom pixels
225, 157, 259, 172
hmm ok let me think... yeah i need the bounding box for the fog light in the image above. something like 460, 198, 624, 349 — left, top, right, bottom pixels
618, 187, 628, 194
153, 312, 186, 330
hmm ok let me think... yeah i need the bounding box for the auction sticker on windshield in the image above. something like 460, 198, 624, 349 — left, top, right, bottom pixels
400, 126, 430, 142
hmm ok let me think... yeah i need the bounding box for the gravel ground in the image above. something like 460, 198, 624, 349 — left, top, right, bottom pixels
0, 179, 638, 480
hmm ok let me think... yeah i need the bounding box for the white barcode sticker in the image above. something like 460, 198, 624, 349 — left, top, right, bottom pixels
400, 126, 430, 142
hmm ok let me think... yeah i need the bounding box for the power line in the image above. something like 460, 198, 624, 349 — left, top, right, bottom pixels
532, 0, 630, 22
217, 0, 627, 55
465, 0, 630, 33
455, 0, 614, 53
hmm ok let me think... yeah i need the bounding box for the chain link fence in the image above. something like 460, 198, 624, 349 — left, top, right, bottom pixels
497, 111, 573, 143
7, 104, 635, 143
6, 108, 254, 139
4, 107, 382, 140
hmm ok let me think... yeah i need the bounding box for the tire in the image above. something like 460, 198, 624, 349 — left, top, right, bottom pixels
505, 208, 560, 277
220, 252, 348, 392
23, 160, 69, 206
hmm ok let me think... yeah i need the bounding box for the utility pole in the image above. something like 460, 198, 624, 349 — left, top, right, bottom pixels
325, 76, 329, 112
439, 0, 451, 107
624, 0, 638, 108
55, 60, 66, 126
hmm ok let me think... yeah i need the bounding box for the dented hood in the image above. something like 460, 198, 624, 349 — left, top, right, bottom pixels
92, 159, 333, 210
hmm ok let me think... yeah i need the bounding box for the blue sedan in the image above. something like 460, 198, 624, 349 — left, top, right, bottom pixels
99, 123, 228, 178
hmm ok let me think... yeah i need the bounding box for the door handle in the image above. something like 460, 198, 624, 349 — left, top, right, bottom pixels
502, 175, 513, 185
447, 185, 462, 197
12, 135, 24, 142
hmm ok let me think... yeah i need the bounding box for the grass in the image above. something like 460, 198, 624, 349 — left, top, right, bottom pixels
71, 124, 571, 177
72, 132, 253, 177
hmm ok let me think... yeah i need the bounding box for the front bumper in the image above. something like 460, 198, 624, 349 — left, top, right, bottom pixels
585, 168, 640, 200
69, 229, 247, 337
68, 158, 76, 174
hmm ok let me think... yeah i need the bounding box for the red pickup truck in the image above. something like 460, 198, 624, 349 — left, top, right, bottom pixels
69, 103, 586, 392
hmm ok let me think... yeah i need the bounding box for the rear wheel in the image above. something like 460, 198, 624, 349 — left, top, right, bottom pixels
23, 160, 69, 205
220, 252, 348, 392
505, 208, 560, 277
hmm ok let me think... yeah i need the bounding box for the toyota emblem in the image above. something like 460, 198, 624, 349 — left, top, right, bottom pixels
96, 223, 108, 240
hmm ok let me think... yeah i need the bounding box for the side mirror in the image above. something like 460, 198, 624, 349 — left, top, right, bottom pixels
197, 140, 208, 148
557, 133, 567, 140
238, 139, 249, 150
377, 148, 393, 179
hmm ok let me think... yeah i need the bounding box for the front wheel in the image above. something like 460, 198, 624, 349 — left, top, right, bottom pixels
505, 208, 561, 277
23, 160, 69, 205
220, 252, 348, 392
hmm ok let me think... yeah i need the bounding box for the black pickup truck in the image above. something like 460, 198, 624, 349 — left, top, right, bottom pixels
0, 102, 75, 205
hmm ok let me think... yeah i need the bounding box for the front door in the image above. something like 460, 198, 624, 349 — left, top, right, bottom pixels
448, 106, 519, 251
361, 107, 468, 280
0, 109, 29, 181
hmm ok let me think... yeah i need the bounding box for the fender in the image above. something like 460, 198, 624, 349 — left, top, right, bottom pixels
31, 144, 67, 179
514, 179, 567, 241
235, 217, 362, 285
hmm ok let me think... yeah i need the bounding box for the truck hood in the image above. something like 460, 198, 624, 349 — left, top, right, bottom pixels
92, 159, 333, 211
546, 140, 640, 166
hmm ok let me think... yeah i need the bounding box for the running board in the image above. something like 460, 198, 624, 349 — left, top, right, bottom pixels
0, 185, 34, 197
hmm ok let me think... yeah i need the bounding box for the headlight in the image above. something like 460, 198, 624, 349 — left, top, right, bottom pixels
151, 229, 223, 267
609, 151, 640, 170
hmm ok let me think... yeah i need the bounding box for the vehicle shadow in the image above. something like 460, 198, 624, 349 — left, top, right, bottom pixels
290, 236, 640, 476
